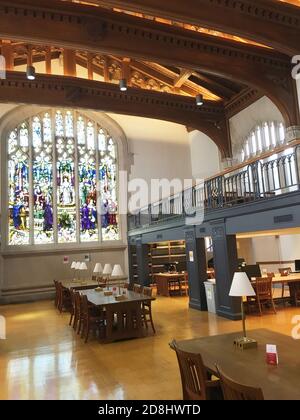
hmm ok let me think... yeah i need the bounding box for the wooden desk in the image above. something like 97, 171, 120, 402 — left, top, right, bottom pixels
61, 279, 105, 291
154, 273, 186, 297
177, 329, 300, 400
81, 289, 155, 343
270, 274, 300, 285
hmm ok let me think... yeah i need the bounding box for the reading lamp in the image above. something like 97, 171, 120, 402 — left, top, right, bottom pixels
229, 272, 257, 350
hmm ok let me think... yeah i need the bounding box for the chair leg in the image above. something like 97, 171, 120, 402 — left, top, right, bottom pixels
257, 298, 263, 316
69, 312, 74, 326
84, 322, 90, 343
149, 312, 156, 334
271, 298, 277, 314
281, 283, 285, 298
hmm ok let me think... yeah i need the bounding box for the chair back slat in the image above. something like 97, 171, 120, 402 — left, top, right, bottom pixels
254, 277, 272, 296
169, 340, 208, 400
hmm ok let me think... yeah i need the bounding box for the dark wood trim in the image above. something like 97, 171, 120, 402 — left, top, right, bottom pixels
0, 0, 298, 126
0, 71, 232, 156
95, 0, 300, 55
225, 88, 263, 119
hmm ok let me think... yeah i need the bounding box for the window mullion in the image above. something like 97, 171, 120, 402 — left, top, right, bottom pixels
52, 109, 58, 245
96, 125, 102, 243
74, 112, 80, 244
29, 117, 34, 245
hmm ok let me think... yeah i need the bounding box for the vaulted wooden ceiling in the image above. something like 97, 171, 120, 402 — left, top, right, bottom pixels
0, 0, 299, 157
6, 39, 248, 102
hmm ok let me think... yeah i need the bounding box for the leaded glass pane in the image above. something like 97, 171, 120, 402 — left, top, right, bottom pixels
8, 129, 30, 245
55, 111, 64, 137
77, 115, 85, 145
56, 132, 76, 244
33, 113, 54, 244
78, 134, 98, 242
65, 111, 74, 138
99, 138, 119, 241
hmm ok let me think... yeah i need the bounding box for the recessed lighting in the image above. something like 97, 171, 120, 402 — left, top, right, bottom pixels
26, 65, 36, 80
196, 94, 204, 106
119, 79, 127, 92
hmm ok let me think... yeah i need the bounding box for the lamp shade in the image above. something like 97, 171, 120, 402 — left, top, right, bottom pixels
75, 262, 81, 270
71, 261, 77, 269
111, 264, 124, 277
93, 263, 103, 274
229, 272, 256, 297
79, 262, 88, 271
102, 264, 112, 275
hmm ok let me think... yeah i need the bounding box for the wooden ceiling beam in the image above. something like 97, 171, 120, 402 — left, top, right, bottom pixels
94, 0, 300, 55
0, 71, 231, 157
110, 56, 200, 97
173, 69, 193, 88
0, 0, 298, 126
193, 71, 237, 100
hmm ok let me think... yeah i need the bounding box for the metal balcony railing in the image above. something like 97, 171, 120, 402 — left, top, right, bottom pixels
128, 142, 300, 231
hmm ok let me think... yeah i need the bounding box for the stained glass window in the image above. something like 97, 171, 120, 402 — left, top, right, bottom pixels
7, 110, 119, 246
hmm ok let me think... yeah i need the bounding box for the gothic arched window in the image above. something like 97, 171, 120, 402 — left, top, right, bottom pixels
7, 110, 119, 246
240, 121, 285, 162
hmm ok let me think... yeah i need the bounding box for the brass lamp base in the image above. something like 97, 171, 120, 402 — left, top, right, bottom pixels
234, 337, 258, 350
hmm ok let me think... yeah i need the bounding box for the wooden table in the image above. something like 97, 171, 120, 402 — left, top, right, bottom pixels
81, 288, 155, 343
61, 279, 105, 291
177, 329, 300, 400
154, 273, 187, 297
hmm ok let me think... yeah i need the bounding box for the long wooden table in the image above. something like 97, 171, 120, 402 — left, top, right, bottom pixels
177, 329, 300, 400
61, 279, 104, 291
81, 288, 155, 343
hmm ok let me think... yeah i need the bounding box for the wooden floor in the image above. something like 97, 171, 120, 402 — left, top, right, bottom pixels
0, 296, 299, 400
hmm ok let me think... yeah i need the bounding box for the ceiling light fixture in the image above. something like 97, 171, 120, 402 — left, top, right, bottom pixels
196, 94, 204, 106
119, 79, 128, 92
26, 65, 36, 80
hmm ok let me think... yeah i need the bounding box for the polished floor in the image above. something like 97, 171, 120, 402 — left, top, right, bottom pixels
0, 296, 299, 400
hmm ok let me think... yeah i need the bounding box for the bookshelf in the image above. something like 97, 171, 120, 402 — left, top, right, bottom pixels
149, 240, 187, 282
128, 244, 138, 283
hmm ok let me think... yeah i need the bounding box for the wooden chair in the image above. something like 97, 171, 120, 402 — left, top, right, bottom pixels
179, 273, 189, 296
57, 282, 72, 313
250, 277, 276, 315
53, 280, 60, 308
168, 278, 181, 296
133, 283, 143, 293
216, 365, 264, 400
142, 287, 156, 334
69, 288, 76, 326
80, 294, 106, 343
169, 340, 222, 400
279, 267, 292, 298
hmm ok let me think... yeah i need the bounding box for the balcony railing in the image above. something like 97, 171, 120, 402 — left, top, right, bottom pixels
128, 141, 300, 231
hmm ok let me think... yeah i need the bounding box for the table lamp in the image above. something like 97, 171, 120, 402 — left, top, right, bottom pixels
93, 263, 103, 288
79, 262, 88, 283
103, 263, 112, 283
229, 272, 257, 350
71, 261, 77, 280
111, 264, 124, 295
74, 261, 81, 281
